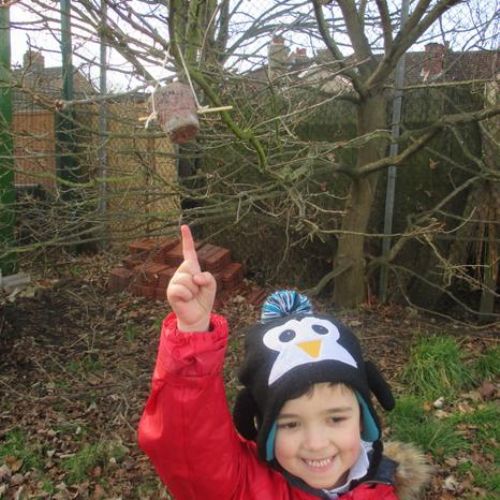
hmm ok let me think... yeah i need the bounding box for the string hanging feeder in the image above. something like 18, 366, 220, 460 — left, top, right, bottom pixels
144, 48, 232, 144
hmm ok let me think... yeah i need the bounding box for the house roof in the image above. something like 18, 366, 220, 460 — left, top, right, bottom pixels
249, 42, 499, 91
12, 51, 96, 110
404, 48, 499, 85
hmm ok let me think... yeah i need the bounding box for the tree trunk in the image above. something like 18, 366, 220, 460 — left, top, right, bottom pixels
333, 95, 387, 308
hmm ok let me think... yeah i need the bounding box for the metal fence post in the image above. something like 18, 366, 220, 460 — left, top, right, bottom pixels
56, 0, 78, 200
0, 4, 17, 274
379, 0, 410, 302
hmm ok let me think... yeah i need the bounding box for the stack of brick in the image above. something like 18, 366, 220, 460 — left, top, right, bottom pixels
108, 237, 265, 307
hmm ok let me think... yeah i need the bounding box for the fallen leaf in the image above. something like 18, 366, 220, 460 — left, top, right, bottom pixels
443, 475, 459, 491
0, 464, 11, 482
478, 381, 497, 400
10, 473, 24, 486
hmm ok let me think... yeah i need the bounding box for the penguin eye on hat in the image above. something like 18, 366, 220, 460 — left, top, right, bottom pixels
279, 329, 296, 342
312, 324, 328, 335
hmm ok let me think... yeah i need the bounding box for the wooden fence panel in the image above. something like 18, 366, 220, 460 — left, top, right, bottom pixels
12, 110, 56, 192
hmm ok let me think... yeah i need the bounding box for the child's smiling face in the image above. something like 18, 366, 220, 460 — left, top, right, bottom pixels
274, 382, 362, 490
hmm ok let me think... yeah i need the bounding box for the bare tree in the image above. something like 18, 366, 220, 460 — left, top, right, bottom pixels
8, 0, 500, 316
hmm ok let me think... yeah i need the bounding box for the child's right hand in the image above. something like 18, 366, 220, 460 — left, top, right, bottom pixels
166, 225, 216, 332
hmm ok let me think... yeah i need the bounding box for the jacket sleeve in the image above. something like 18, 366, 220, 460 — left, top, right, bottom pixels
137, 312, 249, 499
342, 483, 399, 499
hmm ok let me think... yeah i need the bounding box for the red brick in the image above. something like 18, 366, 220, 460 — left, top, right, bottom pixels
134, 262, 170, 286
142, 286, 157, 300
222, 280, 247, 295
221, 262, 244, 285
145, 263, 169, 284
197, 244, 219, 267
158, 267, 176, 289
164, 243, 184, 266
165, 240, 203, 266
247, 287, 267, 306
151, 237, 180, 264
204, 247, 231, 272
108, 267, 133, 292
122, 252, 148, 270
213, 270, 225, 291
130, 284, 156, 299
129, 239, 158, 255
214, 290, 230, 310
155, 287, 167, 302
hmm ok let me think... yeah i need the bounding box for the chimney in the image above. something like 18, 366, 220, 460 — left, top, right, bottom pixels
422, 43, 446, 81
291, 47, 308, 66
268, 35, 289, 80
23, 50, 45, 73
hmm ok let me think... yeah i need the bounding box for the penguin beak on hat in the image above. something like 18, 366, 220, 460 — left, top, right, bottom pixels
297, 340, 322, 358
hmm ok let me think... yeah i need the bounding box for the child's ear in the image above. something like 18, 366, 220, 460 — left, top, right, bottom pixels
233, 388, 260, 441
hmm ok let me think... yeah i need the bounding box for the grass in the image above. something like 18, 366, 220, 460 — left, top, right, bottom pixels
387, 396, 468, 459
449, 402, 500, 460
0, 429, 44, 471
125, 324, 139, 342
66, 354, 103, 377
391, 335, 499, 497
136, 479, 172, 499
400, 335, 473, 400
471, 344, 500, 381
40, 478, 56, 495
62, 440, 128, 484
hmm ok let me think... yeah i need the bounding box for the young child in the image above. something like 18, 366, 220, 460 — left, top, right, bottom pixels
138, 225, 430, 499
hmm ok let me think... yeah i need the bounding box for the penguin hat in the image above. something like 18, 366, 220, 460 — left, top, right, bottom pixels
233, 290, 395, 463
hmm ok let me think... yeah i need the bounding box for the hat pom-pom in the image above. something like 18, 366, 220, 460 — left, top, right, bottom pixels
261, 290, 313, 322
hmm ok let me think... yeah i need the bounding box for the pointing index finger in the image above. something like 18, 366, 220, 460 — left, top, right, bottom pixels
180, 225, 200, 269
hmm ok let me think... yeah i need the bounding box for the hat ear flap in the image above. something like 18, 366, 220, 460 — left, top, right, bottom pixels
233, 388, 260, 441
365, 360, 395, 410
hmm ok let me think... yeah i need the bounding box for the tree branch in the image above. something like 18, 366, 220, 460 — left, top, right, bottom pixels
336, 0, 376, 77
357, 104, 500, 176
375, 0, 393, 52
311, 0, 365, 97
368, 0, 462, 91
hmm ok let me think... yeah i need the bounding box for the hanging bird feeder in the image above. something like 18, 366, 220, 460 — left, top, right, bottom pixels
152, 82, 200, 144
143, 49, 233, 144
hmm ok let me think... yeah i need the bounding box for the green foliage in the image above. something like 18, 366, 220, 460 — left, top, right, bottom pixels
41, 478, 56, 494
136, 479, 171, 499
62, 440, 128, 484
456, 460, 500, 496
66, 355, 102, 374
449, 403, 500, 460
467, 465, 500, 495
387, 396, 468, 459
0, 429, 43, 470
63, 442, 106, 483
125, 324, 139, 342
471, 345, 500, 381
401, 335, 473, 399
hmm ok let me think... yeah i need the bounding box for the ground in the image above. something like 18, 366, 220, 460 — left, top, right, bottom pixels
0, 254, 498, 499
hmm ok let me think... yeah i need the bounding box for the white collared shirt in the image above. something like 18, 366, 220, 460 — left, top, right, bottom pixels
322, 441, 372, 499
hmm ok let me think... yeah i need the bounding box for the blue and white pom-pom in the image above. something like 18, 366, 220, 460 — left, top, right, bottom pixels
260, 290, 313, 323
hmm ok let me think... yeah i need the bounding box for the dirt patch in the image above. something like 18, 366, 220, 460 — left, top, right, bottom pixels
0, 267, 498, 498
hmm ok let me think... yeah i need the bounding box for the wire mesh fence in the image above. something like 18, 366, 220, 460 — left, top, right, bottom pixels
1, 0, 499, 318
8, 95, 180, 261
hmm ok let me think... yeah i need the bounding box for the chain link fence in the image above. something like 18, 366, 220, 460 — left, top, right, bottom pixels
1, 0, 498, 318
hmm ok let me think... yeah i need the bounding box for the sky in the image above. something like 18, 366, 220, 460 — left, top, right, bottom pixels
7, 0, 499, 93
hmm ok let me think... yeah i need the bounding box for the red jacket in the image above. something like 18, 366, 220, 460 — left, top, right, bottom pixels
138, 313, 398, 500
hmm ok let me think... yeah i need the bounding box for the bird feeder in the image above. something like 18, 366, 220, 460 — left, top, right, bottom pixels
152, 82, 200, 144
